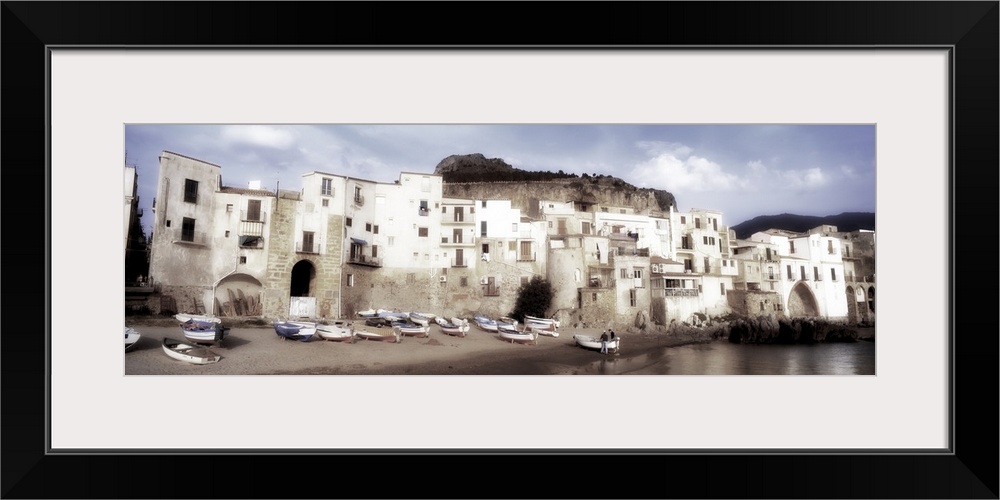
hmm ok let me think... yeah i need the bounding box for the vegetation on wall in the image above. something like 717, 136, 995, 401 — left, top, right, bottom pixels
509, 276, 554, 322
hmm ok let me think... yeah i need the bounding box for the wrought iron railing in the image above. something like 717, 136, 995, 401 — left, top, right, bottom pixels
296, 242, 322, 254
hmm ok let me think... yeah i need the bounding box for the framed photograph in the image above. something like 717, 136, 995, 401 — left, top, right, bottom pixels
5, 2, 996, 498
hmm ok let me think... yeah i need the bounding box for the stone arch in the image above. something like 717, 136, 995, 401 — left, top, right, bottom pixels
291, 260, 316, 297
867, 285, 876, 313
214, 273, 264, 317
844, 285, 865, 325
786, 281, 820, 318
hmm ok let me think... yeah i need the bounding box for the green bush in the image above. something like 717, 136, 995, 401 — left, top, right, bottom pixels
509, 276, 553, 322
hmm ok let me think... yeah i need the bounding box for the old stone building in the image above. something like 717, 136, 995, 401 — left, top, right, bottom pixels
144, 150, 873, 328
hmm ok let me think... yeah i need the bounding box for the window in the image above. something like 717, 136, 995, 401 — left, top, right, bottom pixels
481, 201, 487, 208
695, 218, 701, 229
789, 241, 796, 253
629, 289, 636, 307
354, 185, 362, 202
509, 241, 517, 252
827, 240, 835, 254
226, 203, 233, 212
246, 200, 261, 221
720, 283, 726, 295
831, 268, 838, 281
373, 225, 379, 234
557, 218, 567, 235
442, 237, 449, 244
322, 199, 329, 207
460, 277, 468, 287
453, 228, 462, 244
512, 223, 518, 232
225, 230, 230, 237
480, 221, 487, 237
388, 236, 395, 246
520, 276, 529, 287
582, 221, 591, 234
592, 292, 597, 301
548, 221, 553, 228
620, 209, 626, 214
418, 227, 428, 237
412, 252, 419, 260
442, 206, 447, 214
620, 268, 629, 279
346, 274, 354, 287
684, 259, 693, 271
365, 223, 372, 232
704, 257, 711, 273
371, 245, 378, 258
184, 179, 198, 203
814, 267, 820, 281
346, 217, 352, 227
181, 217, 195, 242
239, 235, 262, 248
800, 266, 807, 280
407, 273, 416, 284
419, 200, 429, 215
519, 240, 532, 260
321, 178, 333, 196
634, 269, 643, 280
302, 231, 315, 253
454, 206, 464, 221
680, 216, 686, 224
239, 256, 247, 264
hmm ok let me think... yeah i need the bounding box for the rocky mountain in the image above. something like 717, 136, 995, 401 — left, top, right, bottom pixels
435, 153, 677, 214
730, 212, 875, 239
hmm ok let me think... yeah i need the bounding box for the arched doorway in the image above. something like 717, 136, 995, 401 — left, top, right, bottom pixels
786, 282, 820, 318
214, 273, 263, 317
845, 285, 867, 324
289, 260, 317, 318
867, 286, 875, 313
291, 260, 315, 297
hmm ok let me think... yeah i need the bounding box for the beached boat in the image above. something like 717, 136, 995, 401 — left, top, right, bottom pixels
574, 334, 620, 354
378, 310, 410, 322
434, 316, 470, 337
125, 326, 141, 352
174, 313, 222, 324
273, 321, 317, 342
356, 309, 378, 318
317, 321, 354, 342
364, 317, 393, 328
527, 325, 560, 338
354, 327, 401, 343
392, 321, 430, 338
473, 314, 499, 333
408, 312, 436, 327
497, 316, 518, 330
499, 328, 537, 345
162, 337, 221, 364
180, 319, 229, 346
524, 315, 560, 329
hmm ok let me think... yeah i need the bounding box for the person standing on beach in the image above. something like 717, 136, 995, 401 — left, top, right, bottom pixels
600, 330, 609, 354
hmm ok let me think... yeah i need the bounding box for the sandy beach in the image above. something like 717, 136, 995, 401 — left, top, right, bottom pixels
124, 317, 718, 376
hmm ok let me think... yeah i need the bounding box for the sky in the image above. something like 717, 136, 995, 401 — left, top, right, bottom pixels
125, 124, 876, 236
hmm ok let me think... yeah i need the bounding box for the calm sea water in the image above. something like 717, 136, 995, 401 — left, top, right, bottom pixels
587, 340, 876, 375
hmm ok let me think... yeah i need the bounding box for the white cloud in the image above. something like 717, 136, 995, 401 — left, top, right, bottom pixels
783, 167, 828, 188
630, 150, 743, 192
220, 125, 295, 149
635, 140, 692, 158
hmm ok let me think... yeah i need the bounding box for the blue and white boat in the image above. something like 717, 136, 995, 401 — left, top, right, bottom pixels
473, 314, 499, 333
273, 321, 317, 342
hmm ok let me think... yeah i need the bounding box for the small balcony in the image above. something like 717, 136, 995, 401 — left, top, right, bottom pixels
418, 206, 430, 216
296, 242, 322, 254
347, 254, 382, 267
240, 210, 267, 223
353, 194, 365, 207
516, 252, 536, 262
664, 288, 699, 297
442, 213, 474, 224
174, 229, 209, 246
452, 257, 468, 268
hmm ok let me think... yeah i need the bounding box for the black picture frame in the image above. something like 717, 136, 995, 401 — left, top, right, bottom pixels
3, 2, 997, 498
